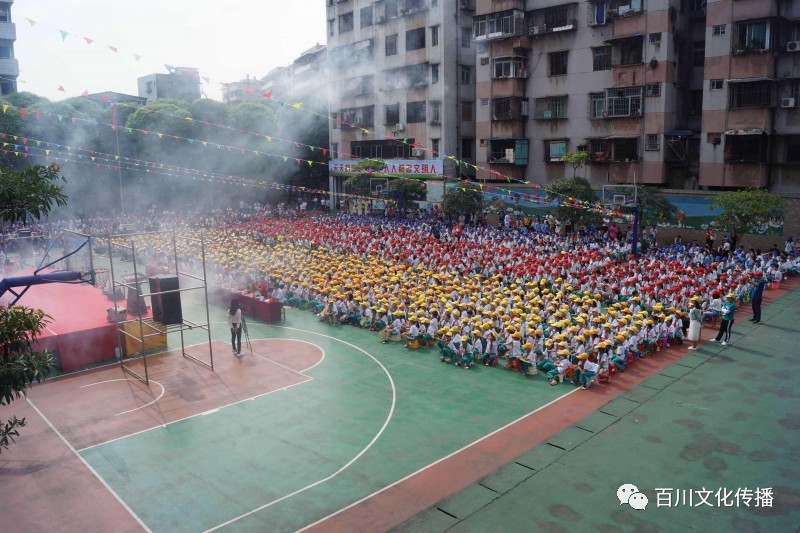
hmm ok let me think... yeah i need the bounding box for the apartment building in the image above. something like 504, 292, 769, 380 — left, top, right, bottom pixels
0, 0, 18, 96
137, 68, 202, 103
473, 0, 800, 192
222, 76, 263, 106
325, 0, 477, 197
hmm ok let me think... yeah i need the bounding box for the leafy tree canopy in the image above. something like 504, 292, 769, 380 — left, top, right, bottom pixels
442, 182, 484, 217
711, 188, 785, 247
545, 176, 599, 227
0, 164, 69, 224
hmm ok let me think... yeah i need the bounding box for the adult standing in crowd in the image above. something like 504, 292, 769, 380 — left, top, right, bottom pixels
749, 271, 768, 324
686, 300, 702, 350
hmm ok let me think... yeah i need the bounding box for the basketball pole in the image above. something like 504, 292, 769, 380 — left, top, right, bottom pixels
631, 171, 640, 258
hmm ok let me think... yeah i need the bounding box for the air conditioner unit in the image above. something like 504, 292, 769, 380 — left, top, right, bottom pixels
411, 147, 424, 157
781, 97, 796, 108
787, 41, 800, 52
505, 148, 515, 163
395, 123, 404, 131
530, 25, 539, 35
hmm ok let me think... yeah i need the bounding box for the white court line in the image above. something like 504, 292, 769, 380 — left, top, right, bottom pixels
203, 324, 396, 533
80, 378, 166, 417
76, 379, 311, 453
248, 338, 327, 375
26, 397, 153, 533
297, 387, 581, 533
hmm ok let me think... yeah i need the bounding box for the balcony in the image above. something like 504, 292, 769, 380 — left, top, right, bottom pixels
606, 0, 643, 20
491, 97, 528, 121
533, 95, 567, 120
589, 137, 639, 164
589, 87, 643, 119
724, 131, 768, 164
0, 57, 18, 76
487, 138, 528, 165
527, 3, 578, 37
0, 22, 16, 40
473, 9, 526, 41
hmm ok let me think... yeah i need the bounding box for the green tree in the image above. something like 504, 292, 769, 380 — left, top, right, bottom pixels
711, 188, 785, 249
545, 176, 599, 228
442, 182, 484, 219
0, 164, 65, 452
0, 164, 69, 224
636, 186, 677, 227
561, 151, 589, 179
344, 159, 385, 197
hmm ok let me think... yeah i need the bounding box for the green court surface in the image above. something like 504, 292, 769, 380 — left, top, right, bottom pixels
77, 301, 570, 532
398, 287, 800, 532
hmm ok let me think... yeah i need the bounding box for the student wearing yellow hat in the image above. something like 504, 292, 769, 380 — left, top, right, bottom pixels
712, 293, 737, 346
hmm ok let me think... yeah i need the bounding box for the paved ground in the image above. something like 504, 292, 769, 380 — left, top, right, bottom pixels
395, 285, 800, 533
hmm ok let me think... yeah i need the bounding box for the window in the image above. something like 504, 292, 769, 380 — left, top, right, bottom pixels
728, 81, 771, 108
360, 6, 373, 28
481, 57, 490, 65
590, 93, 606, 118
611, 138, 639, 161
613, 36, 643, 65
549, 51, 568, 76
787, 141, 800, 164
385, 0, 399, 19
405, 0, 425, 12
339, 106, 374, 128
712, 25, 726, 36
0, 7, 9, 23
430, 101, 441, 124
604, 86, 643, 117
431, 25, 439, 47
461, 139, 474, 159
493, 57, 527, 79
734, 20, 770, 52
488, 139, 528, 165
406, 28, 426, 51
589, 2, 607, 26
339, 12, 354, 33
461, 27, 471, 48
645, 83, 661, 97
710, 79, 724, 91
545, 140, 567, 162
431, 64, 439, 84
461, 66, 472, 85
645, 134, 660, 151
331, 143, 339, 159
649, 33, 661, 46
432, 0, 438, 7
472, 9, 524, 40
492, 97, 528, 120
431, 138, 440, 155
480, 98, 489, 106
590, 139, 610, 161
534, 96, 567, 119
725, 134, 767, 163
329, 20, 335, 37
692, 42, 705, 67
0, 44, 11, 60
707, 132, 721, 145
407, 101, 427, 123
462, 101, 473, 121
593, 46, 611, 71
386, 34, 398, 56
385, 103, 400, 125
613, 0, 643, 15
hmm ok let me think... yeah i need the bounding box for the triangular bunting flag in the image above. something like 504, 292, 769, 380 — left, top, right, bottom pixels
132, 54, 141, 61
2, 104, 8, 113
57, 85, 65, 92
108, 45, 118, 53
291, 102, 302, 108
19, 108, 26, 118
59, 30, 69, 41
84, 37, 93, 45
25, 18, 37, 26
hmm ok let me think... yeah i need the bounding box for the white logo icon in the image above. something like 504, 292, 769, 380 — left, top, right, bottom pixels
618, 484, 648, 510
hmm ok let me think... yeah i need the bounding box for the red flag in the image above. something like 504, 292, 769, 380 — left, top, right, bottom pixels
19, 108, 27, 118
58, 85, 65, 92
81, 89, 89, 97
263, 90, 272, 99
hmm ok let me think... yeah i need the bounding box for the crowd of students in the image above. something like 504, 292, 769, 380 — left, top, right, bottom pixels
4, 206, 797, 390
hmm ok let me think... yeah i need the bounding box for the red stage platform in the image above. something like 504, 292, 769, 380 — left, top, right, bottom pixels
2, 270, 144, 371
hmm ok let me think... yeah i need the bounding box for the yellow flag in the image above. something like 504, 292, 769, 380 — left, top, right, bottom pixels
291, 102, 302, 108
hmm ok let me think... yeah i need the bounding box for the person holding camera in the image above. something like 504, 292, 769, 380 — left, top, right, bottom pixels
749, 271, 767, 324
227, 299, 243, 356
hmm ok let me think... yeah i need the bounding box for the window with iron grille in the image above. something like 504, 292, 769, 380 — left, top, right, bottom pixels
589, 92, 606, 118
611, 36, 643, 66
431, 25, 439, 46
461, 66, 472, 84
733, 20, 770, 52
339, 105, 374, 128
604, 87, 642, 117
462, 101, 474, 121
725, 135, 767, 163
431, 138, 440, 155
710, 79, 723, 90
712, 24, 726, 37
611, 138, 638, 161
473, 9, 524, 39
792, 80, 800, 103
692, 41, 705, 67
493, 56, 527, 78
462, 27, 471, 48
549, 51, 568, 76
339, 12, 354, 33
534, 96, 567, 119
593, 46, 611, 71
787, 139, 800, 164
590, 139, 610, 161
461, 138, 474, 158
406, 27, 426, 51
728, 81, 771, 108
407, 101, 427, 123
431, 64, 439, 84
492, 97, 528, 120
480, 98, 489, 106
645, 134, 660, 151
645, 83, 661, 97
